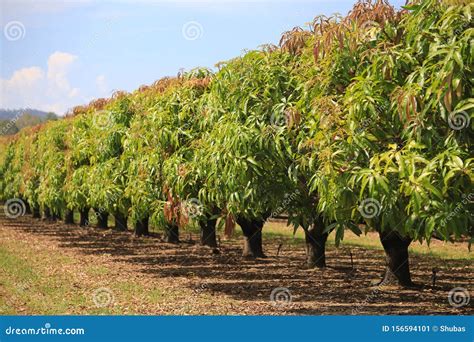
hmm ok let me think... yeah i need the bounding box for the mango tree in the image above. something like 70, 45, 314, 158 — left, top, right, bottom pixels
313, 0, 473, 286
274, 0, 401, 267
0, 129, 41, 217
188, 50, 299, 257
65, 104, 103, 226
87, 93, 134, 230
35, 119, 71, 221
124, 74, 210, 239
160, 69, 223, 248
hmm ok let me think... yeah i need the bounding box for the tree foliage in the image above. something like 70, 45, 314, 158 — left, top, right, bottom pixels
0, 0, 471, 278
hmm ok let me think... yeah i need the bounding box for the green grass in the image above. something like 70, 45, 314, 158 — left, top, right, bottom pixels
163, 217, 471, 260
71, 210, 472, 261
261, 221, 473, 260
0, 218, 471, 315
0, 241, 127, 314
153, 218, 471, 260
0, 245, 87, 314
0, 236, 201, 315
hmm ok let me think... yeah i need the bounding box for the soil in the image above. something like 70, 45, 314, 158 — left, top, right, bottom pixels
0, 212, 472, 315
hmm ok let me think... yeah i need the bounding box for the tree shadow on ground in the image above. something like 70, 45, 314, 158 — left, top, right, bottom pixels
2, 215, 473, 315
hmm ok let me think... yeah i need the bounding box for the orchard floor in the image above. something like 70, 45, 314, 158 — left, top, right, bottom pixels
0, 211, 472, 315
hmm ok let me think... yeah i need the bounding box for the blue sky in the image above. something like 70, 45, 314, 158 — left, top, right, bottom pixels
0, 0, 405, 115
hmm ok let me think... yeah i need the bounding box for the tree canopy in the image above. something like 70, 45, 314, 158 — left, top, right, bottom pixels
0, 0, 471, 286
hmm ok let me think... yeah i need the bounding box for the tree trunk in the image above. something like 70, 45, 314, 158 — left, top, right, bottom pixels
43, 206, 53, 221
199, 216, 217, 247
23, 200, 31, 215
32, 207, 41, 219
52, 211, 61, 221
114, 212, 128, 231
134, 216, 149, 237
79, 208, 90, 227
164, 222, 179, 243
305, 218, 329, 268
379, 230, 414, 287
64, 209, 74, 224
236, 216, 266, 258
95, 208, 109, 229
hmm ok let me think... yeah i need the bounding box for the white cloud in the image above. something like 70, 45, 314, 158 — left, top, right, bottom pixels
47, 51, 78, 96
0, 51, 82, 115
4, 67, 44, 88
0, 67, 45, 109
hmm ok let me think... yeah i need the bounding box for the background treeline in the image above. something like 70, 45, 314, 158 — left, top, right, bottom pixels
0, 109, 58, 136
0, 0, 472, 287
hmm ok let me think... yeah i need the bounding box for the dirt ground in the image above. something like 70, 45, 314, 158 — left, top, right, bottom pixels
0, 211, 472, 315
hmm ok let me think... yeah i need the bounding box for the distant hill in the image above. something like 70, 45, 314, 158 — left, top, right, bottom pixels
0, 108, 53, 120
0, 109, 59, 136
